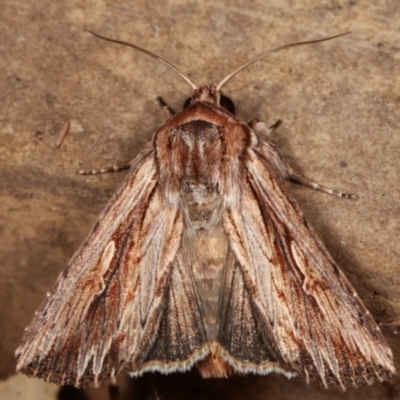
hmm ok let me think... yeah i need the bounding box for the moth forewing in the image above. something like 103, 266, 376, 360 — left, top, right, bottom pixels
225, 148, 394, 387
16, 32, 394, 389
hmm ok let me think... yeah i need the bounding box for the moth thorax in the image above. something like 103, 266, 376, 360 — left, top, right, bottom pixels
170, 119, 225, 232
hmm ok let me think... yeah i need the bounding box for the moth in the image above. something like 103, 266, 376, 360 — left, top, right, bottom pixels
16, 31, 395, 390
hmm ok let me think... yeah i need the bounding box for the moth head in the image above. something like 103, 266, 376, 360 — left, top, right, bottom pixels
85, 30, 350, 115
183, 84, 236, 114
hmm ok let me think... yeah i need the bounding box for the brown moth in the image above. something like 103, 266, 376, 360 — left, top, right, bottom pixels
16, 32, 395, 390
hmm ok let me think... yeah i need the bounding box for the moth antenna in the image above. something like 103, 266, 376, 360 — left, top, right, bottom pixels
216, 32, 351, 91
86, 30, 197, 90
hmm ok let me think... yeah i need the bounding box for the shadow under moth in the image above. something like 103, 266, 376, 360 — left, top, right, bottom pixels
16, 31, 395, 390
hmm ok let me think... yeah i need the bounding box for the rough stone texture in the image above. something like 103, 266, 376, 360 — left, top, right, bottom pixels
1, 0, 399, 399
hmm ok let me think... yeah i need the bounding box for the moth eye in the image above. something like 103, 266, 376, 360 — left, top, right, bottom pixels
183, 97, 192, 108
220, 95, 235, 114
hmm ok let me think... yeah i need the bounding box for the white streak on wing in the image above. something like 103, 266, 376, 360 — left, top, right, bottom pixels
98, 241, 116, 291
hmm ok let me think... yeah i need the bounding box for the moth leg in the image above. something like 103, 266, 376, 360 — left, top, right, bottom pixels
269, 119, 283, 130
285, 164, 358, 199
248, 118, 283, 137
251, 118, 357, 199
79, 160, 133, 175
157, 96, 176, 116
